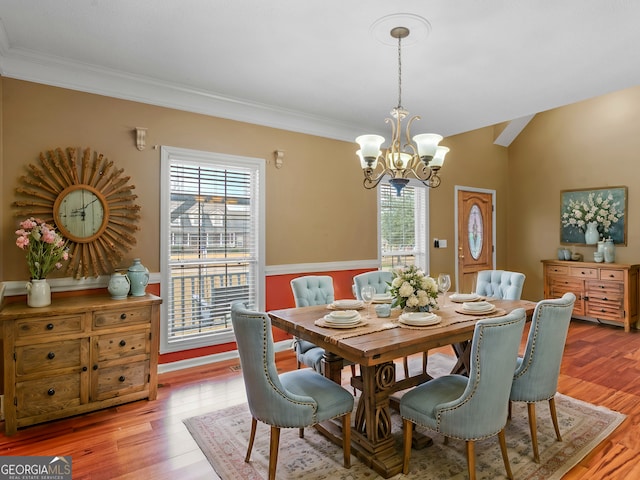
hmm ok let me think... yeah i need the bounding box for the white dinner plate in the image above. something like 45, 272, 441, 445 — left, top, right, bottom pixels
449, 293, 481, 303
332, 300, 364, 309
399, 313, 441, 326
328, 310, 360, 321
461, 301, 493, 310
323, 313, 362, 324
458, 304, 497, 315
316, 317, 366, 329
372, 293, 392, 303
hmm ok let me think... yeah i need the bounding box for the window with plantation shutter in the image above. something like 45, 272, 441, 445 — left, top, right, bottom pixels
160, 147, 265, 353
379, 182, 429, 273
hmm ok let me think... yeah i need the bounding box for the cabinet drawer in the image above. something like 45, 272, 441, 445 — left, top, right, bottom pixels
16, 339, 84, 376
600, 269, 625, 281
93, 306, 151, 329
94, 330, 150, 362
17, 373, 81, 418
549, 278, 583, 294
546, 265, 569, 275
586, 281, 623, 299
16, 314, 84, 339
569, 267, 598, 279
587, 299, 624, 321
93, 361, 148, 401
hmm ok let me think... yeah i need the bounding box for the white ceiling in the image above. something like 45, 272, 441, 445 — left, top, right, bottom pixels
1, 0, 639, 143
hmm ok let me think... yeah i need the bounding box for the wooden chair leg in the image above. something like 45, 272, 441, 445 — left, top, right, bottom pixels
422, 352, 428, 374
299, 427, 304, 438
549, 397, 562, 441
508, 400, 512, 419
403, 356, 409, 378
245, 417, 258, 462
342, 412, 352, 468
402, 419, 413, 475
350, 364, 357, 395
527, 402, 540, 463
465, 440, 476, 480
498, 428, 513, 480
268, 425, 281, 480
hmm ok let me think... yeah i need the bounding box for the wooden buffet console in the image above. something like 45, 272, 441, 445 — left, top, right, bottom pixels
542, 260, 639, 332
0, 293, 162, 435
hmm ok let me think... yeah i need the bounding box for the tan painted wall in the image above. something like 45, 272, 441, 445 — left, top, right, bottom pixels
2, 78, 511, 286
507, 85, 640, 301
1, 79, 379, 280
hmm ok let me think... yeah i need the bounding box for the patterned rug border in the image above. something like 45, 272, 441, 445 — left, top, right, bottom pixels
184, 355, 626, 480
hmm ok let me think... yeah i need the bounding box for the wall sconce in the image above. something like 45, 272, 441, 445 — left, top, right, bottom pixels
274, 150, 284, 169
135, 127, 147, 151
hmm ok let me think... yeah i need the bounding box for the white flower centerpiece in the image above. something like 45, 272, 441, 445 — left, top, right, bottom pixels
389, 265, 439, 312
561, 191, 624, 242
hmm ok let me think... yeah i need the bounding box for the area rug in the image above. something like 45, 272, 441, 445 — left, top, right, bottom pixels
183, 354, 625, 480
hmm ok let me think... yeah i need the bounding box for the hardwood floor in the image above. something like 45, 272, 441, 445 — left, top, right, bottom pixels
1, 319, 639, 479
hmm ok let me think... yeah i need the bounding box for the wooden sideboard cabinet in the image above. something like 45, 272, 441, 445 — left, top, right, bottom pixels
0, 293, 162, 435
542, 260, 639, 332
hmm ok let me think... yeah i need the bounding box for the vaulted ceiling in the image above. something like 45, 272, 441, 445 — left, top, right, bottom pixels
1, 1, 639, 143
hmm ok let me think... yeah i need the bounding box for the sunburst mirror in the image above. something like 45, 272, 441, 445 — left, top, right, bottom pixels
13, 147, 141, 278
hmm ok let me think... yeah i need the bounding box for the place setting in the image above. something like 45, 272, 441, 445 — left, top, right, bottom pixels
455, 300, 504, 316
315, 309, 367, 329
372, 292, 392, 303
398, 311, 442, 327
449, 292, 484, 303
327, 299, 364, 310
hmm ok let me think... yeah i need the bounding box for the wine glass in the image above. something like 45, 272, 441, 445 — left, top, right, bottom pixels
438, 273, 451, 307
361, 285, 376, 318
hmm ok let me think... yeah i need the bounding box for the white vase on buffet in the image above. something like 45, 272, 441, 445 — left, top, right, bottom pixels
584, 222, 600, 245
26, 279, 51, 307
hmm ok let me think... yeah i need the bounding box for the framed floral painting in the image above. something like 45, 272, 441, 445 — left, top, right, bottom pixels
560, 186, 627, 245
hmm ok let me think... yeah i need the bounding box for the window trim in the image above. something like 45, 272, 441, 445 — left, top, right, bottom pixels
159, 146, 266, 353
377, 180, 430, 273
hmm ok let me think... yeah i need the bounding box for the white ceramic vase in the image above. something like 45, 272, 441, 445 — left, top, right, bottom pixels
26, 279, 51, 307
108, 272, 131, 300
584, 222, 600, 245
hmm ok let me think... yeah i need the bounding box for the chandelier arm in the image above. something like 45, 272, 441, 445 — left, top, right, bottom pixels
363, 167, 389, 189
411, 164, 434, 182
405, 115, 421, 148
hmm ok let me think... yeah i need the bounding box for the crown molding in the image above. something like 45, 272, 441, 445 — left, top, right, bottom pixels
0, 34, 360, 142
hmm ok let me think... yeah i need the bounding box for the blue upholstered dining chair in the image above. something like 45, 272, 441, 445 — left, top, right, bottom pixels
230, 301, 353, 480
290, 275, 335, 372
475, 270, 526, 300
509, 292, 576, 463
400, 309, 526, 480
353, 270, 393, 298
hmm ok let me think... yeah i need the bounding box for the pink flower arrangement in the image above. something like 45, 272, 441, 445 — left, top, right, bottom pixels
15, 217, 70, 280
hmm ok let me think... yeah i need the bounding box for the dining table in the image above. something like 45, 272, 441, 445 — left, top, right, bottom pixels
268, 295, 537, 478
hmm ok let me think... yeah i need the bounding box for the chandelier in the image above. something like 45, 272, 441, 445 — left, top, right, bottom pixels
356, 26, 449, 196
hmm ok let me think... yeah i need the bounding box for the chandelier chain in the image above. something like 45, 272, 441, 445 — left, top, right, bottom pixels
397, 34, 402, 109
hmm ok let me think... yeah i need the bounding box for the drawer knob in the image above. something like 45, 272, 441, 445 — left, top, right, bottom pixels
119, 376, 126, 382
82, 366, 88, 372
47, 352, 55, 360
47, 388, 55, 396
46, 323, 54, 330
93, 364, 99, 371
119, 340, 127, 347
120, 313, 127, 320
